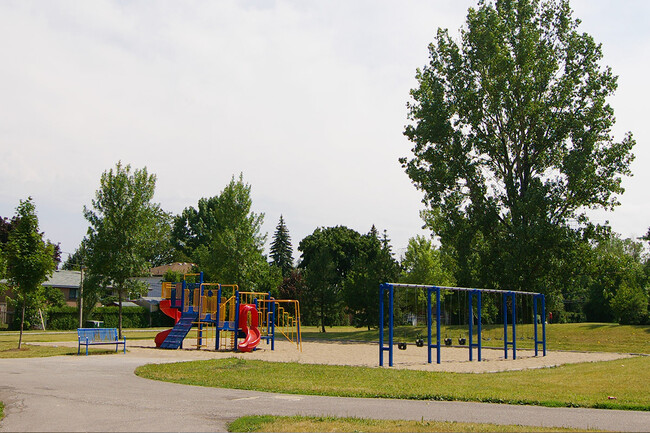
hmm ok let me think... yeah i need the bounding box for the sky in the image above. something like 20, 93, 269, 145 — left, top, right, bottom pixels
0, 0, 648, 265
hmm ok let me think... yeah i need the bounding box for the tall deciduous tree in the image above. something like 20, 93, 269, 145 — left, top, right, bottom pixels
299, 226, 363, 331
401, 0, 634, 295
175, 174, 267, 289
343, 227, 400, 329
270, 215, 294, 277
4, 198, 56, 348
84, 162, 167, 337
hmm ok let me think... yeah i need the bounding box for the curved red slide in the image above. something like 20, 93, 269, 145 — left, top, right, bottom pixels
237, 304, 261, 352
155, 299, 183, 347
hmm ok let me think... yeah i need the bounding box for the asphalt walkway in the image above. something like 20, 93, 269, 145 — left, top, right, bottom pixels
0, 354, 648, 432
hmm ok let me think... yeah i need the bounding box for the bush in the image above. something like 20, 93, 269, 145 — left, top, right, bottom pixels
610, 283, 648, 325
47, 306, 78, 330
46, 305, 170, 330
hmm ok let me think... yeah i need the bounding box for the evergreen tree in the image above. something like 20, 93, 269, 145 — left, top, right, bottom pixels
270, 215, 294, 277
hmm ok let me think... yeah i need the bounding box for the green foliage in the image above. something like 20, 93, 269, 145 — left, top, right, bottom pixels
173, 174, 267, 289
4, 198, 57, 346
162, 269, 183, 283
400, 0, 635, 297
610, 283, 648, 325
343, 227, 399, 329
299, 226, 365, 331
400, 236, 455, 286
270, 215, 294, 277
45, 305, 169, 330
584, 235, 648, 323
84, 162, 168, 336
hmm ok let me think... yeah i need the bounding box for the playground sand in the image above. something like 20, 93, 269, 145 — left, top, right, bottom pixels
42, 339, 632, 373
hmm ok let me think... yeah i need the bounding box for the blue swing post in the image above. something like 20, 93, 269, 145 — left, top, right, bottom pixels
426, 287, 441, 364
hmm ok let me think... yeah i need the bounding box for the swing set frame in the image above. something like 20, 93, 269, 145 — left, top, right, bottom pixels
379, 283, 547, 367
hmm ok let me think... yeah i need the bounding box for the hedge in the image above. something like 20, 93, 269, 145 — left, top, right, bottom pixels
46, 305, 174, 330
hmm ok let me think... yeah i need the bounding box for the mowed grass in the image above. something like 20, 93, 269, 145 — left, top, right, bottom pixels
135, 356, 650, 411
227, 415, 592, 432
301, 323, 650, 354
0, 341, 118, 358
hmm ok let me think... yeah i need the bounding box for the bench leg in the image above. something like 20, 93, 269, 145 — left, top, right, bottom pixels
123, 338, 126, 354
86, 338, 89, 356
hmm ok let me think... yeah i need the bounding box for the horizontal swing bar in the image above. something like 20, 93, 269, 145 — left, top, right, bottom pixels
384, 283, 542, 296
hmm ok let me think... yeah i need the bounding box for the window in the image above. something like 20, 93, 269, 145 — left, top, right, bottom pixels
68, 289, 78, 300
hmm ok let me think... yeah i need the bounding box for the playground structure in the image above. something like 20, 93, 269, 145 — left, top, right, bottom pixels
155, 272, 302, 352
379, 283, 546, 367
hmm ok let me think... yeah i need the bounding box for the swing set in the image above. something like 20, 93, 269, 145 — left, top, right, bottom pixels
379, 283, 546, 367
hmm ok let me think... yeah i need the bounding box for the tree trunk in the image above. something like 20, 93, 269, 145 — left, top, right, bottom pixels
118, 291, 123, 339
18, 302, 25, 349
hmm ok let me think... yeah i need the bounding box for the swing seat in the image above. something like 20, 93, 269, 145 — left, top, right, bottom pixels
397, 342, 407, 350
444, 338, 452, 346
415, 338, 424, 347
458, 337, 466, 345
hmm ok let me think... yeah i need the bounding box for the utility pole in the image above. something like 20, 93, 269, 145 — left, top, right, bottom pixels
78, 261, 84, 328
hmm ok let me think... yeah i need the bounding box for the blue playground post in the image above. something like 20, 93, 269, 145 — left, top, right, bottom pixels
234, 290, 240, 350
426, 287, 441, 364
533, 293, 547, 356
468, 290, 482, 362
378, 283, 394, 367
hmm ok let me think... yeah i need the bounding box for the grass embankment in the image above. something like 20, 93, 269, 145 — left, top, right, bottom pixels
0, 401, 4, 421
301, 323, 650, 354
227, 415, 589, 432
136, 356, 650, 411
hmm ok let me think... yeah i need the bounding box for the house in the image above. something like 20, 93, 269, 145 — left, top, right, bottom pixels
0, 270, 82, 325
42, 270, 83, 307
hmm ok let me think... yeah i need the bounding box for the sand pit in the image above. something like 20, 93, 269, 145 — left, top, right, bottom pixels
41, 338, 633, 373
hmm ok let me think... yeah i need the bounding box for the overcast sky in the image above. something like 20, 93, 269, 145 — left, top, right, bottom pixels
1, 0, 648, 264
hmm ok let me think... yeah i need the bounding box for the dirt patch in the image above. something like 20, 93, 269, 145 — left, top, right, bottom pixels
41, 338, 632, 373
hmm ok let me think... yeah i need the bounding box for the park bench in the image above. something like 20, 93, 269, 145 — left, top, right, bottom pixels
77, 328, 126, 356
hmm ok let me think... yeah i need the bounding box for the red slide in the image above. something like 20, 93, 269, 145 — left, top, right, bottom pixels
237, 304, 261, 352
155, 299, 183, 347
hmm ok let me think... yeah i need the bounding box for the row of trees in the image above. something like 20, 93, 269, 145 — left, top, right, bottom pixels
3, 0, 648, 339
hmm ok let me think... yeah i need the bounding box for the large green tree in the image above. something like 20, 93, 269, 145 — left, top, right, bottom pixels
299, 226, 363, 331
4, 198, 57, 348
84, 162, 168, 337
401, 0, 635, 296
343, 227, 400, 329
270, 215, 294, 277
174, 175, 267, 289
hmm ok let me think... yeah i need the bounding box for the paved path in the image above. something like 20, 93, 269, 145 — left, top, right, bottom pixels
0, 355, 648, 432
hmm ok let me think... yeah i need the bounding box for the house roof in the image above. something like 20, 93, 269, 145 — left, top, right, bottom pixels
42, 270, 82, 289
149, 262, 195, 276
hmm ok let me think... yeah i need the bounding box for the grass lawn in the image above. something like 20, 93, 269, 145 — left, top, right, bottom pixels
227, 415, 591, 432
0, 341, 119, 358
0, 401, 3, 421
301, 323, 650, 354
135, 355, 650, 411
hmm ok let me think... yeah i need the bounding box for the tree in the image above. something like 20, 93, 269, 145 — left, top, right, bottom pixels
584, 235, 647, 323
84, 162, 166, 337
400, 0, 635, 295
401, 236, 455, 287
299, 226, 363, 331
270, 215, 294, 277
343, 227, 400, 329
175, 175, 267, 289
4, 198, 56, 348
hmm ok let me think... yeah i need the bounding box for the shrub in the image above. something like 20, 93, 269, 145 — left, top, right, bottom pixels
610, 283, 648, 325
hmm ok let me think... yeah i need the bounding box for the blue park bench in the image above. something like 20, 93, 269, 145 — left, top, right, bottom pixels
77, 328, 126, 356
